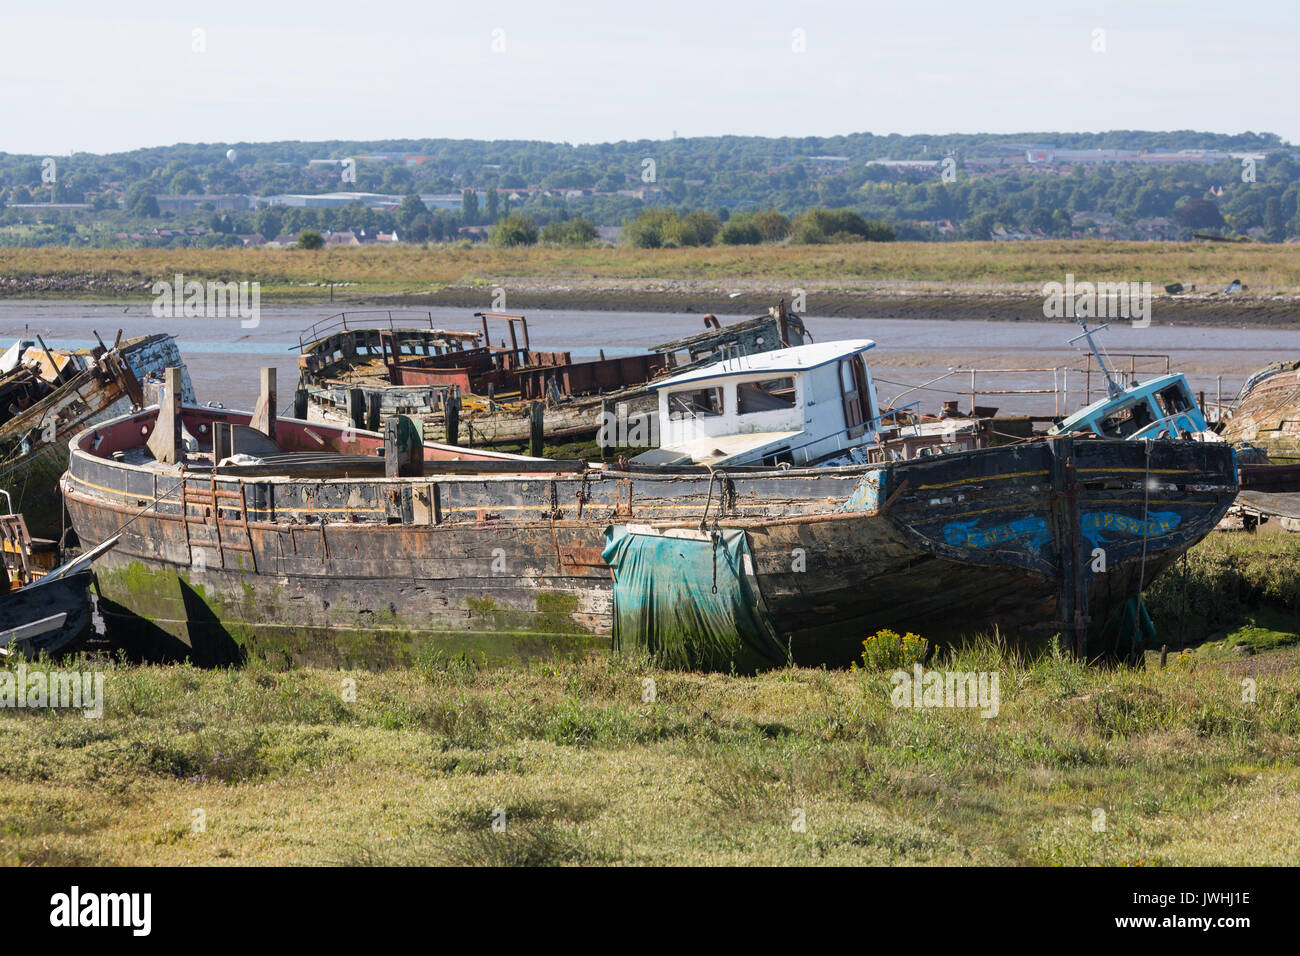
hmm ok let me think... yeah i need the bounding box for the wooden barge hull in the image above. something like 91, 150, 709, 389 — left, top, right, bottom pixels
60, 408, 1237, 668
1220, 362, 1300, 462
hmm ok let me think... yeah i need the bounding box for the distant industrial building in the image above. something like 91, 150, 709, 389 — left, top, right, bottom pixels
154, 194, 254, 213
262, 192, 401, 210
262, 192, 463, 211
1025, 149, 1260, 166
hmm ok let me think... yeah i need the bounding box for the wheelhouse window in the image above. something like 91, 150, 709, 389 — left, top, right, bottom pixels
737, 377, 797, 414
667, 387, 724, 420
1097, 399, 1156, 438
1155, 385, 1193, 417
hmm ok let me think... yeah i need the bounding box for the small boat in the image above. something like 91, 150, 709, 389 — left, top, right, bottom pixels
60, 358, 1237, 669
1050, 320, 1213, 441
0, 330, 194, 538
0, 491, 117, 658
294, 305, 810, 448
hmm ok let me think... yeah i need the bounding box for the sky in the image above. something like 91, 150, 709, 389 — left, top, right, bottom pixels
2, 0, 1297, 156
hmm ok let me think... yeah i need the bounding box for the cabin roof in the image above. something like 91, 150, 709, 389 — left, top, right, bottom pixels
1055, 372, 1190, 427
648, 340, 876, 390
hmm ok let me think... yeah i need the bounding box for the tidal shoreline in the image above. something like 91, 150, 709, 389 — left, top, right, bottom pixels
411, 284, 1300, 326
3, 274, 1299, 326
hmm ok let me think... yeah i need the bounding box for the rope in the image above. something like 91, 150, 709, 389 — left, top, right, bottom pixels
710, 527, 720, 596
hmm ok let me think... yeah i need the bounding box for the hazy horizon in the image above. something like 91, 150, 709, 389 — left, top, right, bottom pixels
5, 0, 1297, 155
1, 129, 1291, 161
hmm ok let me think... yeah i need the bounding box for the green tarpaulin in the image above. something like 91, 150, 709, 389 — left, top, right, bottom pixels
601, 525, 789, 671
1097, 596, 1157, 664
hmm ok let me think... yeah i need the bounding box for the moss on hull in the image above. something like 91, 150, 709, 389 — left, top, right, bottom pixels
95, 560, 608, 669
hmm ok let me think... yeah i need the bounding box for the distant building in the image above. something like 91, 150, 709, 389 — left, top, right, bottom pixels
418, 193, 464, 211
264, 192, 401, 210
155, 194, 254, 213
6, 203, 90, 210
867, 159, 942, 170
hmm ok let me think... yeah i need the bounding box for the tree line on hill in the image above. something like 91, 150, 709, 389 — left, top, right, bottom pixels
0, 130, 1295, 247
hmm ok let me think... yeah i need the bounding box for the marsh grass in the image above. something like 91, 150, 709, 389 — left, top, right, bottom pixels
7, 241, 1300, 298
1145, 531, 1300, 650
3, 622, 1299, 865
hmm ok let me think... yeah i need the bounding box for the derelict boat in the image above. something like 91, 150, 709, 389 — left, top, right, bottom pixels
0, 331, 194, 537
60, 345, 1236, 669
1, 492, 117, 658
293, 306, 811, 448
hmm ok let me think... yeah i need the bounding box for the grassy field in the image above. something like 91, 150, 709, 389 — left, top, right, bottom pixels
4, 531, 1300, 867
4, 241, 1300, 299
4, 529, 1299, 868
2, 644, 1297, 866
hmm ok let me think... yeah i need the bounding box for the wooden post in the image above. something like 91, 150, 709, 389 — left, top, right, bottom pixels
250, 367, 276, 440
147, 366, 184, 464
384, 415, 424, 478
366, 393, 381, 433
529, 401, 545, 457
445, 387, 460, 447
348, 388, 366, 431
213, 421, 232, 463
1160, 644, 1169, 668
294, 388, 308, 419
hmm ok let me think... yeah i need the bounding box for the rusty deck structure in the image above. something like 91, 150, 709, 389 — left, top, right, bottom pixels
295, 307, 810, 448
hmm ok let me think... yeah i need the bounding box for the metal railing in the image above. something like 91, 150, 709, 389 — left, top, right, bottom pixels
1082, 352, 1171, 403
884, 353, 1176, 418
297, 310, 440, 351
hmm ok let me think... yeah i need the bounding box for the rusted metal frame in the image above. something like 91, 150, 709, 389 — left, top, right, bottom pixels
615, 478, 634, 517
178, 464, 192, 566
576, 473, 590, 518
209, 471, 225, 569
239, 482, 258, 573
0, 513, 33, 586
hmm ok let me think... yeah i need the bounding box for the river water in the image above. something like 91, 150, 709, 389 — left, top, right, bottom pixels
2, 300, 1296, 416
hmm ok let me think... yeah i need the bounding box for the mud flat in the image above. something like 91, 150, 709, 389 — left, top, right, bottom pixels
407, 279, 1300, 326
